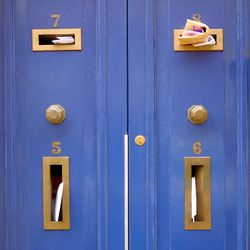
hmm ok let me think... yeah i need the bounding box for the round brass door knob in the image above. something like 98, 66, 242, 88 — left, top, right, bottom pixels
46, 104, 66, 125
135, 135, 146, 146
188, 105, 208, 125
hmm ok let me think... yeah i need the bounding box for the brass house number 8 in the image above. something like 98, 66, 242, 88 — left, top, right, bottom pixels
193, 142, 202, 155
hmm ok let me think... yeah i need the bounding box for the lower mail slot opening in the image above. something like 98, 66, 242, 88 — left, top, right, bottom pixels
191, 165, 204, 222
43, 157, 70, 230
50, 165, 63, 222
38, 34, 76, 45
184, 157, 211, 230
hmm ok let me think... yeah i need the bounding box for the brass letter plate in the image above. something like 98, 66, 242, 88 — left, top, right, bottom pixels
174, 29, 223, 51
184, 157, 211, 230
43, 156, 70, 230
32, 28, 82, 51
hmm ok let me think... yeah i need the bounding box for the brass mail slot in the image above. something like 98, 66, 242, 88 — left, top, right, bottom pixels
32, 28, 82, 51
43, 157, 70, 230
174, 29, 223, 51
184, 157, 211, 230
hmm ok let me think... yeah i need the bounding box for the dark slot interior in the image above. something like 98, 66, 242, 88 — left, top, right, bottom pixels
211, 34, 217, 44
192, 165, 204, 222
201, 27, 207, 32
50, 165, 63, 221
39, 34, 75, 45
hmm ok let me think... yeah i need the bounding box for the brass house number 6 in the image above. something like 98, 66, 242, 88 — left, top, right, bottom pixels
193, 142, 202, 155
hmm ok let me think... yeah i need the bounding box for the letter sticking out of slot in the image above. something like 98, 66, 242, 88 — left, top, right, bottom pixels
32, 28, 82, 51
191, 165, 204, 222
43, 157, 70, 230
184, 157, 211, 230
174, 29, 223, 51
50, 165, 63, 222
39, 35, 75, 45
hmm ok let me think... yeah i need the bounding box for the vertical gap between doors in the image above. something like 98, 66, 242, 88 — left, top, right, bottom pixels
125, 0, 129, 249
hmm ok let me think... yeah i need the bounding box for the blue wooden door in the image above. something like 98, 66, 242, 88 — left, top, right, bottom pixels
1, 0, 249, 250
128, 0, 249, 250
2, 0, 127, 249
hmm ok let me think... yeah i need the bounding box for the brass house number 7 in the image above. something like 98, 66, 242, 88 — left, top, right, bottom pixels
51, 14, 61, 28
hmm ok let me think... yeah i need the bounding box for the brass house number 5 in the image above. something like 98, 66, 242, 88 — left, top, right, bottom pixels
193, 142, 202, 155
52, 142, 62, 155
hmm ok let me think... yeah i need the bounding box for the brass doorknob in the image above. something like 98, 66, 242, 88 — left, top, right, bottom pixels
46, 104, 66, 125
188, 105, 208, 125
135, 135, 146, 146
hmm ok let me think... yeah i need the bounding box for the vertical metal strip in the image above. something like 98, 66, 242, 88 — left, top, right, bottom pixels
124, 134, 129, 250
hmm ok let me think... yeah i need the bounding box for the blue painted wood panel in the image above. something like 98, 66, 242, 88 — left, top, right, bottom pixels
128, 0, 249, 249
0, 0, 5, 249
3, 0, 127, 249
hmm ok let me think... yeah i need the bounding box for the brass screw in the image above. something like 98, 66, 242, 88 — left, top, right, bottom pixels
135, 135, 146, 146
